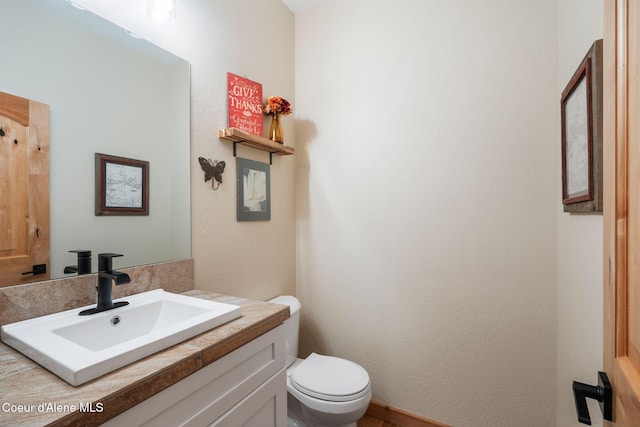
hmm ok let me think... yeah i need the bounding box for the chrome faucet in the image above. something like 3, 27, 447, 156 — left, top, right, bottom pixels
79, 253, 131, 316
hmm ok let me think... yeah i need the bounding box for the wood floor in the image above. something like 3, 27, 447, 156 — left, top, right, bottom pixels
358, 415, 401, 427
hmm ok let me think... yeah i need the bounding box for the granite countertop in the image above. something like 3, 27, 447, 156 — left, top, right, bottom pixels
0, 290, 289, 427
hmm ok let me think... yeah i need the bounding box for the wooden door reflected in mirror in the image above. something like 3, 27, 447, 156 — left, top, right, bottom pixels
0, 91, 50, 287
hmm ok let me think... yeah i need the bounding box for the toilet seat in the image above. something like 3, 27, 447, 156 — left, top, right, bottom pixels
290, 353, 370, 402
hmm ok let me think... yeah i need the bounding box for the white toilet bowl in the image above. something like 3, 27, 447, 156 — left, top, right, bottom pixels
286, 356, 371, 427
269, 296, 372, 427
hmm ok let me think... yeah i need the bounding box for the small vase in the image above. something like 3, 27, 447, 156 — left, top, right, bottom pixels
268, 114, 284, 143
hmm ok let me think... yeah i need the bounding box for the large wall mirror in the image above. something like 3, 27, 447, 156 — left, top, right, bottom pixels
1, 0, 191, 286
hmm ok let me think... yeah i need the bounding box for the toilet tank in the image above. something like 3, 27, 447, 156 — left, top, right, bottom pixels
268, 295, 300, 367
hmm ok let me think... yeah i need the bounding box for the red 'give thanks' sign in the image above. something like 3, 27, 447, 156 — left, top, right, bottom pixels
227, 72, 263, 136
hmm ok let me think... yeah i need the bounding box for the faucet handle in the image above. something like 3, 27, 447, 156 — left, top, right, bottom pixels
67, 250, 92, 275
98, 253, 124, 272
98, 253, 123, 258
69, 250, 91, 257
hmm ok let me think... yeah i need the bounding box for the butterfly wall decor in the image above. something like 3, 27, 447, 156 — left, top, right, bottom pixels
198, 157, 226, 190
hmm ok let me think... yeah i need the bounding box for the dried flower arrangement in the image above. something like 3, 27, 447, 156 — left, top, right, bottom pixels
263, 96, 292, 117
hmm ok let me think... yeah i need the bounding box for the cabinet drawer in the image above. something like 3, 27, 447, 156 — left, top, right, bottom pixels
209, 368, 286, 427
103, 325, 285, 426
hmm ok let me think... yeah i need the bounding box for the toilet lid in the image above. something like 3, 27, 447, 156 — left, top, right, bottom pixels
291, 353, 370, 402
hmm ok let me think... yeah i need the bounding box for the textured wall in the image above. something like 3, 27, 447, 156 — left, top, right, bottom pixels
556, 1, 604, 425
53, 1, 605, 425
73, 0, 297, 301
294, 0, 558, 425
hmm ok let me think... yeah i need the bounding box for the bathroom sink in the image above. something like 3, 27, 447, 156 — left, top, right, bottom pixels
0, 289, 241, 386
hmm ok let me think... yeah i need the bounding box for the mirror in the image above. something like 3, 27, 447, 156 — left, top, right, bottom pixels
1, 0, 191, 285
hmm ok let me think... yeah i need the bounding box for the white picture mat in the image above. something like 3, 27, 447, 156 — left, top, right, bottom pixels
105, 163, 143, 208
564, 76, 589, 198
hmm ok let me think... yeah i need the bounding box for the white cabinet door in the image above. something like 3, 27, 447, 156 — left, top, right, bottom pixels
103, 325, 285, 427
210, 368, 287, 427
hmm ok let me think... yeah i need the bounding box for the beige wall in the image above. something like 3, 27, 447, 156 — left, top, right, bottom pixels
556, 1, 603, 426
74, 0, 297, 301
61, 0, 604, 425
295, 0, 558, 425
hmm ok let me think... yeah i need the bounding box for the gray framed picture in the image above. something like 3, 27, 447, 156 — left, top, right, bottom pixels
236, 157, 270, 221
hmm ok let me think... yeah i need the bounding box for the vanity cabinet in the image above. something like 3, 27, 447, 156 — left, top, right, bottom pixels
102, 325, 286, 427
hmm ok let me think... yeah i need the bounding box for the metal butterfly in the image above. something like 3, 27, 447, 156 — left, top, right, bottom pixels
198, 157, 226, 190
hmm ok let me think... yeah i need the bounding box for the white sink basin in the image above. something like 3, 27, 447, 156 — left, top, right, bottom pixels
0, 289, 241, 386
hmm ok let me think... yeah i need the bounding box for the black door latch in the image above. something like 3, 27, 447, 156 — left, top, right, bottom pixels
573, 371, 613, 425
22, 264, 46, 276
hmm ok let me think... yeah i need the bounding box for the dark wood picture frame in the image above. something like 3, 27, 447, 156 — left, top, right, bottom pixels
95, 153, 149, 216
560, 39, 603, 213
236, 157, 270, 221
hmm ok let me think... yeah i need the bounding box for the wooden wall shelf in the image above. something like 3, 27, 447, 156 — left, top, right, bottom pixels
218, 128, 295, 157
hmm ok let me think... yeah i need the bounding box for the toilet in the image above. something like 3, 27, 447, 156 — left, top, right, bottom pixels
269, 296, 372, 427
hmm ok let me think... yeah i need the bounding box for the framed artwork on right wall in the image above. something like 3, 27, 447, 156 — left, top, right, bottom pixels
560, 39, 603, 213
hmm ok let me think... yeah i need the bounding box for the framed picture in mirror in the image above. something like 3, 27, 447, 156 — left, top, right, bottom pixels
560, 39, 603, 213
95, 153, 149, 216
